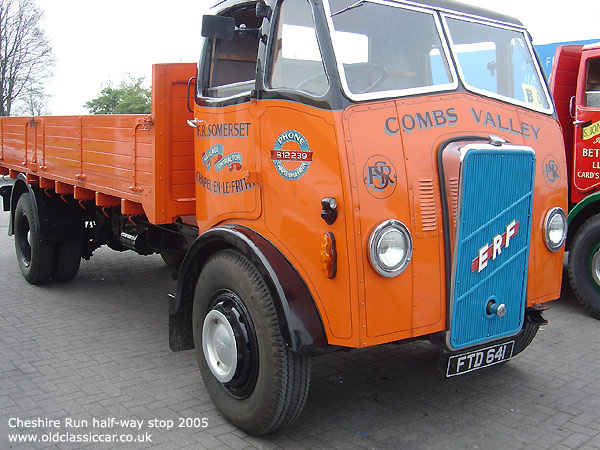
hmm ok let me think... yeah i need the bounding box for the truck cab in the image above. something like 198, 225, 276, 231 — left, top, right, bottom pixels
181, 0, 567, 434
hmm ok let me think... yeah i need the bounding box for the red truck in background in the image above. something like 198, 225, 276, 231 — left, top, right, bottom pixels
550, 43, 600, 318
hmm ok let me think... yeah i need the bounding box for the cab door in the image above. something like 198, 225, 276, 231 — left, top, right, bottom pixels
573, 49, 600, 197
193, 6, 262, 231
258, 0, 356, 343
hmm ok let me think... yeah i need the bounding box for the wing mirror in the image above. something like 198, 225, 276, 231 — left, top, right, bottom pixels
201, 15, 235, 40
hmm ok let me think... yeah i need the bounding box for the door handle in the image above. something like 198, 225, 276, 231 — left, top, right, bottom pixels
187, 119, 207, 128
573, 119, 585, 126
186, 76, 196, 113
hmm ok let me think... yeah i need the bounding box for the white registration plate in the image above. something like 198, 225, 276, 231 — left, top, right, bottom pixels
446, 341, 514, 377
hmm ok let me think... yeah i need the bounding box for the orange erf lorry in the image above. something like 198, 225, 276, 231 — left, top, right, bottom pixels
0, 0, 568, 435
550, 42, 600, 319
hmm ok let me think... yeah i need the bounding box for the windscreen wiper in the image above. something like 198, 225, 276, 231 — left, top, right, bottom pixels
331, 0, 365, 17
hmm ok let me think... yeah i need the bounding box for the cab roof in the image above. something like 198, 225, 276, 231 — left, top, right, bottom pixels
210, 0, 523, 28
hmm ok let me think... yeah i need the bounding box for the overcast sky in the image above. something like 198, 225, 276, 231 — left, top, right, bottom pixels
35, 0, 600, 115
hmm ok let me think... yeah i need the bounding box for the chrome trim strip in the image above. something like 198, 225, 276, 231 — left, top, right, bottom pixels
369, 0, 525, 29
543, 207, 568, 252
441, 13, 554, 115
367, 219, 413, 277
323, 0, 459, 102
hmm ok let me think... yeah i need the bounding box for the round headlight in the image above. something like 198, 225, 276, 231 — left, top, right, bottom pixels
368, 220, 412, 277
544, 207, 567, 252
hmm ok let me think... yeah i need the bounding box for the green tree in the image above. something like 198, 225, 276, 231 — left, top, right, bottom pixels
84, 76, 151, 114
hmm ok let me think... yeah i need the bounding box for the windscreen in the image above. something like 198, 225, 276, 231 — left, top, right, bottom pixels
326, 0, 456, 100
444, 17, 551, 113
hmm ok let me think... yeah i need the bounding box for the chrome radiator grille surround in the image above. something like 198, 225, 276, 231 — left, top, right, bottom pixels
441, 143, 535, 351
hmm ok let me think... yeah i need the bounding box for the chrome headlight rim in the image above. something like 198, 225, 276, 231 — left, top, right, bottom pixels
543, 207, 567, 252
368, 219, 413, 277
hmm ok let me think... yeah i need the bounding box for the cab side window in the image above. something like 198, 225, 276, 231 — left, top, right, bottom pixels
585, 58, 600, 108
268, 0, 328, 96
200, 7, 261, 99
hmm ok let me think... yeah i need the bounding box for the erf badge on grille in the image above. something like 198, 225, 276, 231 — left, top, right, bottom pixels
471, 220, 519, 273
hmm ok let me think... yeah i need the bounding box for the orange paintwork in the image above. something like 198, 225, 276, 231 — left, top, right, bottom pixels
0, 63, 196, 224
0, 65, 567, 350
193, 92, 567, 349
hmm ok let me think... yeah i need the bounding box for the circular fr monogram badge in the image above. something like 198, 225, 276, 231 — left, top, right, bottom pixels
543, 155, 560, 189
363, 155, 397, 199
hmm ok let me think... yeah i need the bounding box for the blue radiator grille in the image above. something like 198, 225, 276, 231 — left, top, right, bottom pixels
449, 149, 535, 350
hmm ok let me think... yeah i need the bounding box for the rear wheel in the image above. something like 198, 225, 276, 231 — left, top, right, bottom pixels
568, 214, 600, 319
14, 193, 54, 284
193, 250, 310, 435
52, 238, 81, 282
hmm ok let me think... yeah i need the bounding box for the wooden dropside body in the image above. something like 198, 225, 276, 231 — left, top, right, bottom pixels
0, 63, 197, 224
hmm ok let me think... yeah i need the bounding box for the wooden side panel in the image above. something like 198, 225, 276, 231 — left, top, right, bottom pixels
1, 118, 31, 170
80, 115, 153, 194
0, 63, 197, 225
0, 114, 152, 209
41, 116, 82, 181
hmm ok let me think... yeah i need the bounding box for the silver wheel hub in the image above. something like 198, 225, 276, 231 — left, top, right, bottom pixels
202, 309, 238, 383
592, 249, 600, 287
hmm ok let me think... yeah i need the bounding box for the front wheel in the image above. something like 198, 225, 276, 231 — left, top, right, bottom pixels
568, 214, 600, 319
193, 250, 310, 435
511, 317, 540, 357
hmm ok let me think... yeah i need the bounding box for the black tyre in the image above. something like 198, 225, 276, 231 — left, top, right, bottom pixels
568, 214, 600, 319
511, 318, 539, 357
193, 250, 310, 435
160, 251, 185, 269
14, 193, 54, 284
51, 239, 81, 282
